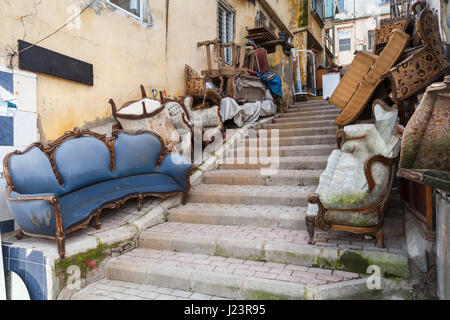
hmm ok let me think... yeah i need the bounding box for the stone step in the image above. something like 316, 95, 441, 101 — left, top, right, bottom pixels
105, 248, 364, 300
139, 223, 410, 279
273, 114, 337, 123
256, 126, 337, 137
187, 184, 316, 206
261, 120, 335, 130
71, 278, 230, 300
202, 169, 322, 186
217, 155, 329, 170
289, 100, 329, 107
230, 144, 335, 157
276, 110, 340, 118
286, 105, 336, 113
168, 203, 307, 229
244, 134, 336, 147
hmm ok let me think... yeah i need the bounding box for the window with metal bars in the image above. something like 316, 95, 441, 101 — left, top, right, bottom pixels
218, 1, 235, 65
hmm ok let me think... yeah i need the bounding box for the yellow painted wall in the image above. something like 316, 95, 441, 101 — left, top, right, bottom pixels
0, 0, 292, 142
0, 0, 168, 141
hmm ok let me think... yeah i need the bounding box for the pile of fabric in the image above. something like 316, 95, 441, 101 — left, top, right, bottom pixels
220, 89, 277, 127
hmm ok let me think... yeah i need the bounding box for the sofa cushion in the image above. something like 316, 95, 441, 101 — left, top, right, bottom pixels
58, 173, 183, 231
8, 146, 65, 195
55, 137, 113, 193
113, 132, 163, 178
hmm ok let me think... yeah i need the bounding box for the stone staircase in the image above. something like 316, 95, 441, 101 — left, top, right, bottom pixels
74, 100, 410, 300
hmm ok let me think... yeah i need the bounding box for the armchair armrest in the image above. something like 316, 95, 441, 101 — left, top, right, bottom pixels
159, 153, 195, 189
364, 155, 397, 192
5, 188, 63, 237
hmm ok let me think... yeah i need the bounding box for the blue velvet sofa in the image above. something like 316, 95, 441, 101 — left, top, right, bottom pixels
3, 128, 194, 259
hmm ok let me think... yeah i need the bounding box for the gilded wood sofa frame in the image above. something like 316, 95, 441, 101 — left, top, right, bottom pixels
3, 127, 196, 259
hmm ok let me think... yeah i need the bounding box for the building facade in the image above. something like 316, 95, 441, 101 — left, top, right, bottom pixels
334, 0, 390, 66
0, 0, 294, 230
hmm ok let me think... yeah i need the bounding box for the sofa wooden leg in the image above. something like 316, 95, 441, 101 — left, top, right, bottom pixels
374, 228, 385, 248
305, 216, 315, 244
137, 195, 143, 211
94, 210, 102, 230
182, 192, 189, 205
57, 236, 66, 259
15, 229, 24, 240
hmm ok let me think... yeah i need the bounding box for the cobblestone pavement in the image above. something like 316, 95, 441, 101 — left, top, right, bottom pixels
72, 279, 230, 300
148, 221, 406, 254
114, 248, 360, 286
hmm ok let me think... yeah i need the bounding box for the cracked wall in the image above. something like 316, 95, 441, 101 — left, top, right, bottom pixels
0, 0, 167, 141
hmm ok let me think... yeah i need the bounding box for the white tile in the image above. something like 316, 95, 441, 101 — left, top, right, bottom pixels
13, 73, 37, 113
0, 146, 14, 173
0, 176, 13, 222
14, 111, 37, 147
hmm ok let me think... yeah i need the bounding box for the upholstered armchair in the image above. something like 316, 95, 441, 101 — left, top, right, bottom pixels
397, 77, 450, 191
165, 95, 224, 148
306, 100, 402, 247
182, 96, 224, 144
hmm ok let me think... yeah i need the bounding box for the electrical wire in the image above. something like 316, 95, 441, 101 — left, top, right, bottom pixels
1, 0, 96, 61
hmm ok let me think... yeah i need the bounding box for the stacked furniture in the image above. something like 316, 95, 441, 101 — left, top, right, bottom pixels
386, 8, 450, 105
3, 128, 194, 258
397, 76, 450, 239
333, 29, 410, 126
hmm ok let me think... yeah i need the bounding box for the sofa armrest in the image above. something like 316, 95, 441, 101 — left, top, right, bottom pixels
159, 153, 195, 189
6, 189, 58, 203
5, 188, 63, 237
364, 155, 397, 192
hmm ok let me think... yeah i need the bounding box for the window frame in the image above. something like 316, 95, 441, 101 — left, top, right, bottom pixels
338, 0, 346, 12
217, 1, 235, 66
105, 0, 144, 20
338, 28, 352, 52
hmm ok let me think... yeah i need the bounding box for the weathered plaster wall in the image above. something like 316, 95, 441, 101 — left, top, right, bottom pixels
0, 0, 167, 141
267, 44, 294, 111
165, 0, 291, 98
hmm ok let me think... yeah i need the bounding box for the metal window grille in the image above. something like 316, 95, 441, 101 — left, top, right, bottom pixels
218, 1, 234, 65
339, 38, 351, 51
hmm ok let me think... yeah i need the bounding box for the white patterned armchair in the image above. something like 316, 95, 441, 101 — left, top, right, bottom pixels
306, 100, 402, 247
